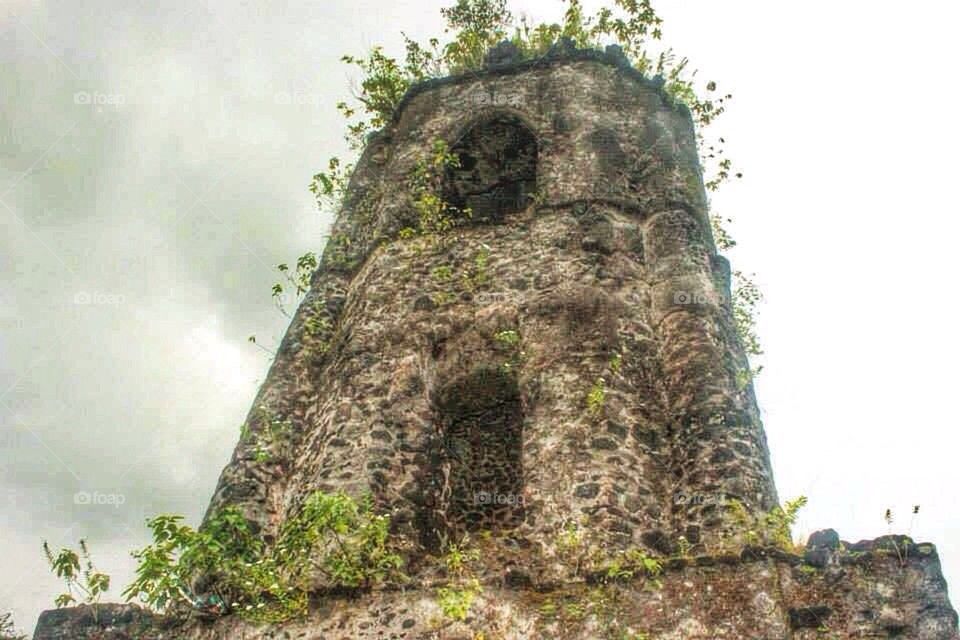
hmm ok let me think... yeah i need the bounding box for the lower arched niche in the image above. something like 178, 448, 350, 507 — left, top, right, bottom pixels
421, 365, 525, 549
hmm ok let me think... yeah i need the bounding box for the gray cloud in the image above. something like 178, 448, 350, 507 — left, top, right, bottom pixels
4, 0, 960, 636
0, 0, 450, 631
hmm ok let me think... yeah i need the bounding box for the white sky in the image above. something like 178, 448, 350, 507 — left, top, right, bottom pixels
1, 0, 958, 634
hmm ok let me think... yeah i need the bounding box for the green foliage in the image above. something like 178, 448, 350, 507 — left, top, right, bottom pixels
556, 520, 585, 555
538, 599, 558, 618
274, 491, 404, 590
42, 539, 110, 609
493, 329, 520, 348
461, 247, 490, 291
732, 270, 763, 359
309, 156, 353, 212
436, 578, 482, 622
441, 0, 513, 73
431, 290, 458, 307
710, 213, 765, 379
331, 0, 727, 178
882, 506, 921, 566
303, 297, 333, 345
765, 496, 808, 550
493, 328, 525, 373
272, 252, 318, 318
409, 139, 469, 239
562, 600, 587, 620
586, 377, 607, 418
432, 265, 454, 282
710, 213, 737, 252
608, 353, 622, 375
240, 406, 293, 464
124, 492, 404, 623
339, 48, 411, 145
434, 536, 482, 622
442, 537, 481, 577
122, 507, 268, 618
723, 496, 808, 553
0, 613, 26, 640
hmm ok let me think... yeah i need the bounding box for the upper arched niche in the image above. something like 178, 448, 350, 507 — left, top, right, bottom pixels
444, 114, 539, 223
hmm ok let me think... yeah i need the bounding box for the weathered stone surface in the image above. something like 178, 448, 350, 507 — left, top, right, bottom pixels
34, 544, 958, 639
33, 604, 168, 640
33, 43, 957, 639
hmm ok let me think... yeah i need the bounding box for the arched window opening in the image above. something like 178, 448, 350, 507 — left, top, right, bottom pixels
425, 365, 525, 547
445, 115, 538, 223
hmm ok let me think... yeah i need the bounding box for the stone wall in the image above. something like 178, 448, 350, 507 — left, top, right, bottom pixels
202, 43, 777, 561
34, 535, 959, 639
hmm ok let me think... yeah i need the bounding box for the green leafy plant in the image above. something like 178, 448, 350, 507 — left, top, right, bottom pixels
432, 265, 454, 282
710, 213, 737, 252
608, 353, 622, 375
309, 156, 354, 212
273, 491, 404, 590
42, 539, 110, 609
442, 536, 481, 577
493, 329, 520, 348
764, 496, 808, 551
493, 328, 525, 373
434, 536, 483, 623
409, 139, 470, 241
562, 600, 587, 620
732, 271, 763, 361
124, 492, 404, 623
240, 406, 294, 463
538, 599, 558, 618
586, 377, 607, 418
436, 578, 482, 622
122, 507, 267, 618
722, 496, 808, 553
461, 247, 491, 291
303, 298, 333, 349
272, 252, 318, 318
601, 548, 662, 587
555, 519, 598, 578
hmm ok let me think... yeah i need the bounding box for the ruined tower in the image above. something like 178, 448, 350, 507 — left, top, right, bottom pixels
34, 42, 959, 640
205, 41, 778, 560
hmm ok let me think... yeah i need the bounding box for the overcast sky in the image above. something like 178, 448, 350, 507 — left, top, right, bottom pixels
2, 0, 959, 634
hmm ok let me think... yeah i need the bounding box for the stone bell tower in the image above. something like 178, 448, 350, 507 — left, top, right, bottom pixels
205, 40, 778, 561
34, 41, 959, 640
